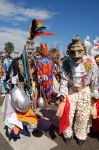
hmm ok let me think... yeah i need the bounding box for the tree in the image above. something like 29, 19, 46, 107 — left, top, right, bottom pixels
4, 42, 14, 56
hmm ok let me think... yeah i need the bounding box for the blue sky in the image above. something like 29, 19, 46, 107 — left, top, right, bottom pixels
0, 0, 99, 56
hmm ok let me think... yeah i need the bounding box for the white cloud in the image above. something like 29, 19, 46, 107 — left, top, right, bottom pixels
0, 0, 56, 57
14, 16, 27, 22
0, 0, 54, 21
0, 27, 45, 57
0, 27, 28, 56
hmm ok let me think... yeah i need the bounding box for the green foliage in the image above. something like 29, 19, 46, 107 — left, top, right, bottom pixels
4, 42, 14, 55
52, 48, 57, 53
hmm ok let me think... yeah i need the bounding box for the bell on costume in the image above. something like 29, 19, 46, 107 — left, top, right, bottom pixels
37, 97, 46, 108
37, 85, 46, 108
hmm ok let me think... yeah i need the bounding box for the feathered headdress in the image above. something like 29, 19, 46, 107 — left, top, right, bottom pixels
29, 19, 55, 40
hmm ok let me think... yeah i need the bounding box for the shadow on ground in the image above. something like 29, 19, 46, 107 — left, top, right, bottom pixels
37, 104, 99, 150
0, 133, 14, 150
1, 98, 99, 150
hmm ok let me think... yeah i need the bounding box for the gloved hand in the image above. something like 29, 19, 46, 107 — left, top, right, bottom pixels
11, 74, 18, 85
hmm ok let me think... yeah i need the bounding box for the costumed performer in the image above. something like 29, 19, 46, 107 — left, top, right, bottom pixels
35, 43, 55, 106
56, 35, 99, 145
91, 54, 99, 133
3, 56, 42, 140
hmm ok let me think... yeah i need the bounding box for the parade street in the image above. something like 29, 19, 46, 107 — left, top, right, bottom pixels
0, 96, 99, 150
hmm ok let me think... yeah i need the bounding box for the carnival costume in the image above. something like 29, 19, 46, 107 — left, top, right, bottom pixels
36, 43, 55, 104
3, 57, 41, 140
57, 36, 99, 143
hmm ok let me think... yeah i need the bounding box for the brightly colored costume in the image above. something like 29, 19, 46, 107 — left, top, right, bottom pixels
36, 56, 55, 99
3, 57, 38, 140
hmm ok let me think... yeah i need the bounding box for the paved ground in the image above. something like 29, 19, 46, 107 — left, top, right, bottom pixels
0, 96, 99, 150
